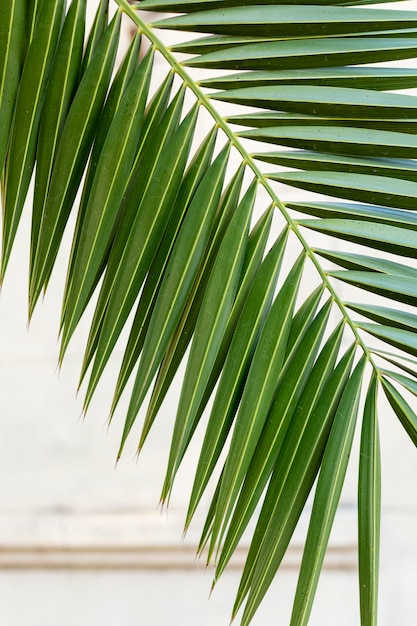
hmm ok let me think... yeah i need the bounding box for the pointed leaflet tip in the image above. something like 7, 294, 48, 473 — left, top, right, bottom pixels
0, 258, 6, 288
27, 292, 33, 324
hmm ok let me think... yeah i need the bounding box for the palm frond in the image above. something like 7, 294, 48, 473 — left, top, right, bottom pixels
1, 0, 417, 624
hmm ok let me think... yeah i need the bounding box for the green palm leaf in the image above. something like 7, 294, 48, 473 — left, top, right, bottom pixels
217, 311, 344, 596
1, 0, 65, 280
1, 0, 417, 624
31, 0, 87, 284
287, 357, 366, 626
358, 374, 381, 626
186, 226, 287, 529
0, 0, 26, 177
109, 125, 218, 419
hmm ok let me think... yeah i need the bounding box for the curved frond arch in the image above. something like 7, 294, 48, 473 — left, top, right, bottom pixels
1, 0, 417, 623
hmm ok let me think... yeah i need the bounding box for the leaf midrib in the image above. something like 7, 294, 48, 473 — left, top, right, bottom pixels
114, 0, 379, 379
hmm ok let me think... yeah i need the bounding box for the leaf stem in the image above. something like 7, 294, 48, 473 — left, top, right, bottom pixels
114, 0, 377, 370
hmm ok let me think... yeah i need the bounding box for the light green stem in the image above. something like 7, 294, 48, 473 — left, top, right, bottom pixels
114, 0, 377, 370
